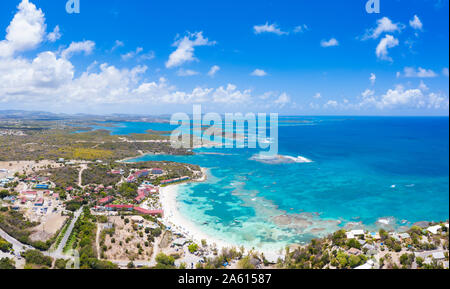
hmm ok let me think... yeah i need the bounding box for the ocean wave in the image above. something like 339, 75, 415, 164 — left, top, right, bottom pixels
249, 154, 313, 164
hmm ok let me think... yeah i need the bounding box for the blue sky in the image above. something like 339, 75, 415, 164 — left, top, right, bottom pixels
0, 0, 448, 115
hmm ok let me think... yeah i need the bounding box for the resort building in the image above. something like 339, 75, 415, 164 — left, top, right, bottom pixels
161, 176, 190, 185
151, 168, 164, 175
98, 196, 114, 206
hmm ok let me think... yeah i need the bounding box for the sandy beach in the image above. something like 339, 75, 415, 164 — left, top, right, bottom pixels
159, 171, 284, 262
159, 183, 233, 250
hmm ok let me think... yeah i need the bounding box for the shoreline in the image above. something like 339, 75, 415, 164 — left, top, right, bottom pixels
159, 170, 285, 262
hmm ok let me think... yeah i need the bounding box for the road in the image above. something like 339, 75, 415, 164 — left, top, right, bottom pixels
54, 207, 83, 255
0, 227, 34, 253
78, 164, 88, 188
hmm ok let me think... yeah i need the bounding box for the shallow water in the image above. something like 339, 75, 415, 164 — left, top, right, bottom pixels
98, 116, 449, 250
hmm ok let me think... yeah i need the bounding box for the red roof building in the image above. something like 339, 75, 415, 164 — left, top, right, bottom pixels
98, 196, 114, 205
133, 207, 163, 216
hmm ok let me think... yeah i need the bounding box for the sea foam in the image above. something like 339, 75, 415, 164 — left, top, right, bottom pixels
250, 154, 313, 164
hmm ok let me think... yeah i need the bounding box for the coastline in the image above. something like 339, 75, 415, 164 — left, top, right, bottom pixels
159, 183, 233, 250
158, 169, 285, 262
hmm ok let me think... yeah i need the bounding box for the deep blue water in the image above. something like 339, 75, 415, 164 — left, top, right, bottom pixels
91, 117, 449, 249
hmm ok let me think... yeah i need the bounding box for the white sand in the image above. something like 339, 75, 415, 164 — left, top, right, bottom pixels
159, 183, 284, 262
159, 184, 232, 250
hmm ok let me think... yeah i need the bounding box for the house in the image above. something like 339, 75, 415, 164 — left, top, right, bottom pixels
3, 196, 15, 202
98, 196, 114, 206
110, 169, 124, 175
34, 184, 49, 190
161, 176, 190, 185
427, 225, 442, 235
346, 229, 365, 239
151, 168, 164, 175
34, 198, 44, 206
432, 252, 446, 261
21, 191, 37, 201
362, 243, 377, 256
399, 233, 411, 240
355, 260, 375, 269
173, 238, 189, 247
134, 170, 149, 178
105, 204, 134, 211
131, 216, 144, 223
127, 175, 136, 183
135, 194, 146, 204
133, 207, 163, 216
348, 248, 362, 256
66, 186, 74, 192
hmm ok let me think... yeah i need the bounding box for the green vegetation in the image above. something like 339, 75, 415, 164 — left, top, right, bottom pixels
52, 217, 72, 250
0, 257, 15, 269
0, 209, 53, 250
237, 256, 257, 269
69, 207, 118, 269
22, 250, 53, 268
0, 121, 190, 162
154, 253, 176, 269
188, 243, 199, 254
0, 236, 13, 253
82, 164, 127, 186
54, 258, 69, 269
0, 189, 11, 198
44, 167, 79, 189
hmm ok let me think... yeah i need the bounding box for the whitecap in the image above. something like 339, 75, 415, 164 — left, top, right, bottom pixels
249, 154, 313, 164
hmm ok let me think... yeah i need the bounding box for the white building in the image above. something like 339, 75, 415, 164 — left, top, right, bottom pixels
427, 225, 442, 235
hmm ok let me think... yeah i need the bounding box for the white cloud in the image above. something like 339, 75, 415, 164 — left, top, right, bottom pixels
378, 85, 424, 108
61, 40, 95, 59
442, 67, 449, 77
427, 92, 449, 109
212, 84, 251, 103
403, 67, 437, 78
110, 40, 124, 52
293, 25, 308, 34
176, 68, 199, 77
121, 47, 143, 61
362, 89, 375, 98
364, 17, 402, 40
0, 0, 46, 58
320, 38, 339, 47
419, 80, 429, 91
313, 93, 322, 99
251, 69, 267, 77
273, 93, 291, 108
47, 25, 61, 42
253, 22, 288, 35
409, 15, 423, 30
324, 100, 338, 108
370, 73, 376, 85
208, 65, 220, 77
166, 32, 215, 68
376, 34, 399, 61
357, 85, 448, 110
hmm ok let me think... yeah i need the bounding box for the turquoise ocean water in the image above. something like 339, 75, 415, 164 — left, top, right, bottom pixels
89, 117, 449, 250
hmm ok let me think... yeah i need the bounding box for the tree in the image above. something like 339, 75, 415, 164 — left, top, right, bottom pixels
155, 253, 176, 269
348, 255, 362, 268
237, 256, 256, 269
188, 243, 199, 254
0, 190, 10, 198
127, 261, 135, 269
0, 257, 15, 269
